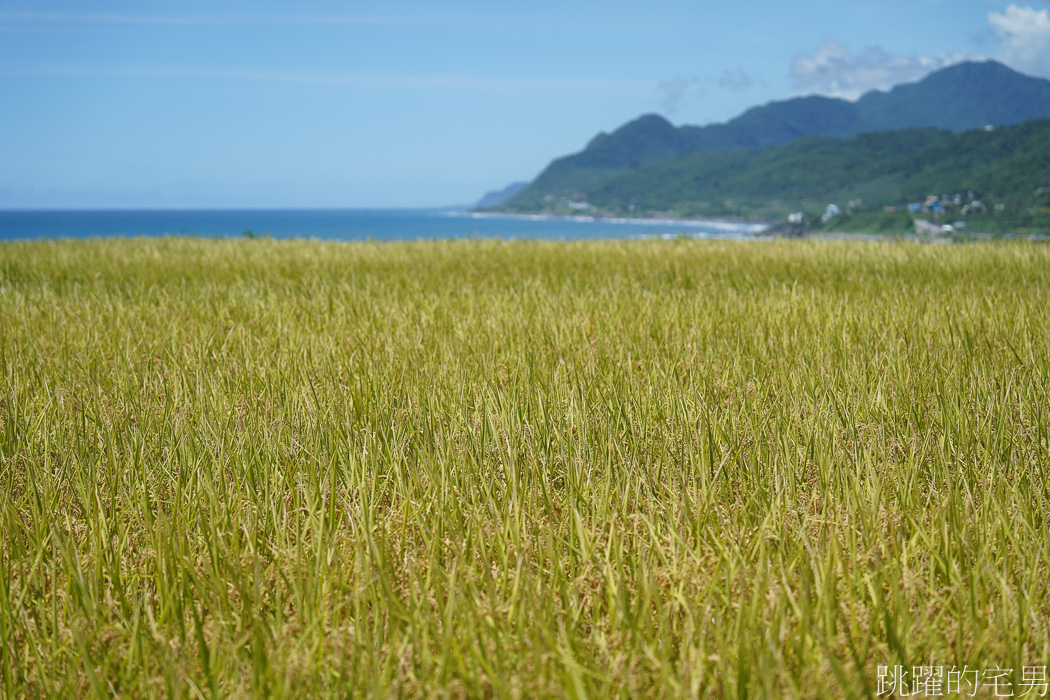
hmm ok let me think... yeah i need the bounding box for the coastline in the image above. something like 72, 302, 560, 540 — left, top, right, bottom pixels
453, 209, 771, 234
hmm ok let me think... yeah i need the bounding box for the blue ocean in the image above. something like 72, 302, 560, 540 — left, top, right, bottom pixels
0, 209, 767, 242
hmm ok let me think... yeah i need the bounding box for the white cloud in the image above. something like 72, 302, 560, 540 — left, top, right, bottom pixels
988, 4, 1050, 76
716, 67, 754, 92
657, 68, 755, 113
657, 75, 700, 113
792, 40, 978, 99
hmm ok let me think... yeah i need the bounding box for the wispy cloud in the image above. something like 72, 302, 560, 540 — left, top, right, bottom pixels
657, 67, 757, 113
791, 39, 979, 98
715, 67, 754, 92
989, 4, 1050, 76
657, 75, 701, 113
0, 61, 649, 91
0, 11, 435, 27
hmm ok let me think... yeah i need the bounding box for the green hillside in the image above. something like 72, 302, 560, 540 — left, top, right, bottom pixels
501, 120, 1050, 232
584, 128, 949, 210
497, 61, 1050, 211
854, 60, 1050, 131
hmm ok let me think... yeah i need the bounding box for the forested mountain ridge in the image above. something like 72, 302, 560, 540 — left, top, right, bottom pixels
495, 60, 1050, 212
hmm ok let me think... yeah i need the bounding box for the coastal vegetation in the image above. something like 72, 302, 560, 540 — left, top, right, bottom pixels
501, 120, 1050, 235
499, 61, 1050, 211
490, 61, 1050, 235
2, 238, 1049, 696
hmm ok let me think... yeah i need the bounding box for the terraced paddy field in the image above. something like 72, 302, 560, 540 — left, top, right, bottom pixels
2, 238, 1049, 697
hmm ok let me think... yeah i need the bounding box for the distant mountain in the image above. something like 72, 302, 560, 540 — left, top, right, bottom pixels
502, 60, 1050, 210
572, 119, 1050, 217
475, 182, 529, 209
853, 60, 1050, 131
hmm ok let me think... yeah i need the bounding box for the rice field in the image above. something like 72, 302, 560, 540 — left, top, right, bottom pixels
1, 237, 1049, 698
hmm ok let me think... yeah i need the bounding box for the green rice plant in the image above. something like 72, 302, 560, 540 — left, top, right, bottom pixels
1, 237, 1049, 697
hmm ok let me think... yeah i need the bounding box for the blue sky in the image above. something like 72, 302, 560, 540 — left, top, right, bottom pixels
2, 0, 1050, 208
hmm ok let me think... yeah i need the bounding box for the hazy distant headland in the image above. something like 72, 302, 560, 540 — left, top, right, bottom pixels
481, 61, 1050, 235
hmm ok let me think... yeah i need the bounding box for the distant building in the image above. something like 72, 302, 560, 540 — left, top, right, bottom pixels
821, 204, 840, 223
